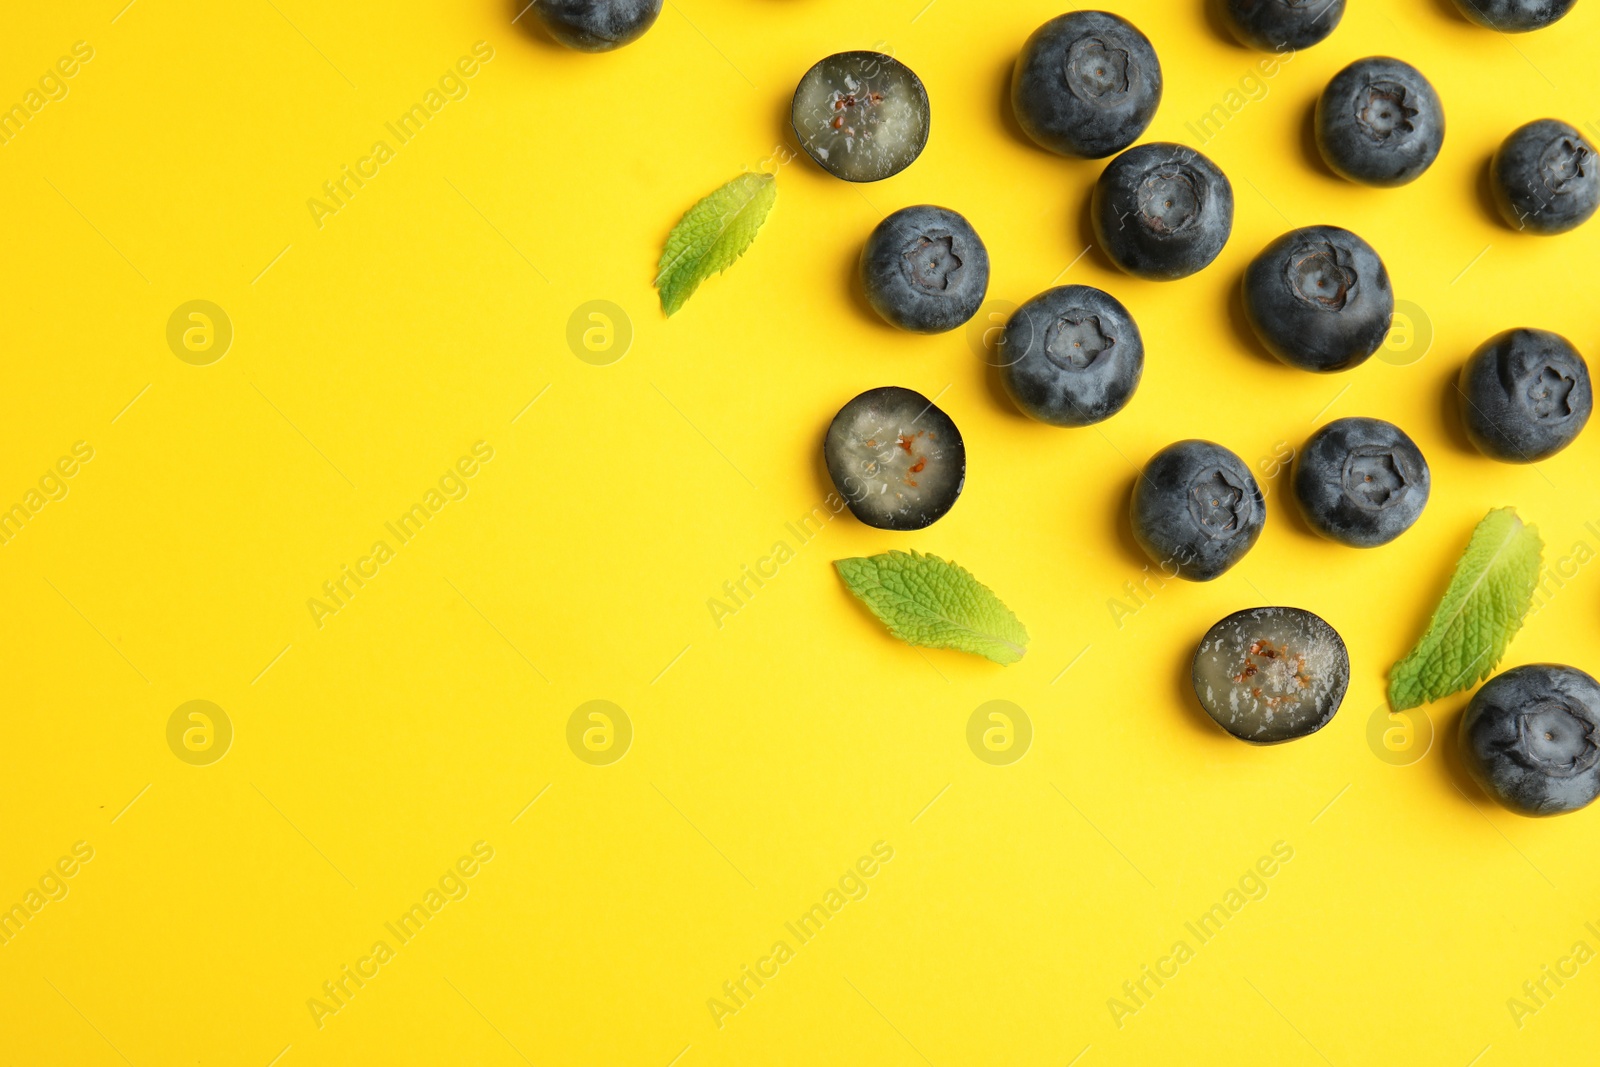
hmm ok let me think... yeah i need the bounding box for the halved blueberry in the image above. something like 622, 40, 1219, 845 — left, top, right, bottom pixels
1293, 416, 1429, 546
1242, 225, 1394, 372
1458, 327, 1593, 462
792, 52, 930, 183
1461, 664, 1600, 816
999, 285, 1144, 426
1192, 607, 1349, 744
861, 205, 990, 333
824, 387, 964, 530
1131, 439, 1263, 581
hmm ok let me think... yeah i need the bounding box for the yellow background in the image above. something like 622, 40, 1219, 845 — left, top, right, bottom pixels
4, 0, 1600, 1062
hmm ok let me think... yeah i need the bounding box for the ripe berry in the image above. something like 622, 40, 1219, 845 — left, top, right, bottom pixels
1192, 607, 1349, 743
792, 52, 930, 183
1011, 11, 1162, 159
824, 387, 964, 530
861, 206, 990, 333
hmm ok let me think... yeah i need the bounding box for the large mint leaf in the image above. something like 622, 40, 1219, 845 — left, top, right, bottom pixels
1388, 507, 1543, 710
655, 171, 776, 316
835, 551, 1029, 665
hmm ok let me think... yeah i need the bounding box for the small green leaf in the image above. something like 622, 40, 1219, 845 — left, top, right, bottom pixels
834, 550, 1029, 665
1388, 507, 1544, 710
655, 171, 776, 316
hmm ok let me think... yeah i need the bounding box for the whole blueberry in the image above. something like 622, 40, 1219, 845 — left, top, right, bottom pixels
1315, 57, 1444, 187
1491, 119, 1600, 235
1092, 142, 1234, 280
792, 52, 930, 183
1450, 0, 1576, 31
529, 0, 662, 51
823, 386, 965, 531
1243, 225, 1394, 372
1461, 664, 1600, 817
1011, 11, 1162, 159
1220, 0, 1345, 50
1000, 285, 1143, 426
1293, 417, 1429, 547
860, 206, 990, 333
1457, 328, 1593, 462
1131, 439, 1264, 581
1192, 606, 1349, 743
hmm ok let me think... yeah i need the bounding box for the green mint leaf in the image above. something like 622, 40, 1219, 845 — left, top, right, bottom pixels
1388, 507, 1544, 710
834, 550, 1029, 665
655, 171, 776, 316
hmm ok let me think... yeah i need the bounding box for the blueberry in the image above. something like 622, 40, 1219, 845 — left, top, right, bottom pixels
792, 52, 930, 183
1220, 0, 1345, 50
999, 285, 1143, 426
1457, 328, 1593, 462
824, 387, 964, 530
528, 0, 662, 51
1450, 0, 1576, 31
1192, 607, 1349, 743
1130, 440, 1264, 581
1293, 417, 1429, 547
1315, 57, 1444, 187
1490, 119, 1600, 235
860, 206, 990, 333
1092, 142, 1233, 280
1011, 11, 1162, 159
1242, 225, 1394, 372
1461, 664, 1600, 816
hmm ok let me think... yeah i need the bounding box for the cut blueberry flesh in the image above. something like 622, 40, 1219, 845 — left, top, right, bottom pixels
1491, 119, 1600, 235
1192, 607, 1349, 744
1461, 664, 1600, 816
1450, 0, 1576, 31
1221, 0, 1345, 50
1458, 328, 1593, 462
1011, 11, 1162, 159
1130, 439, 1264, 581
529, 0, 663, 51
1243, 225, 1393, 372
1316, 57, 1444, 187
823, 387, 964, 530
1293, 417, 1429, 547
860, 205, 990, 333
999, 285, 1143, 427
792, 52, 930, 183
1092, 142, 1233, 280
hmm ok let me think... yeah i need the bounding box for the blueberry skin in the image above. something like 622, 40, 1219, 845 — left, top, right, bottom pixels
529, 0, 662, 51
1457, 328, 1593, 462
1461, 664, 1600, 817
1092, 142, 1233, 280
1242, 225, 1394, 372
1011, 11, 1162, 160
1220, 0, 1345, 50
1491, 119, 1600, 235
1450, 0, 1576, 31
1000, 285, 1143, 426
1315, 57, 1444, 187
1192, 606, 1349, 743
1293, 417, 1429, 547
1131, 439, 1264, 581
861, 206, 990, 333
